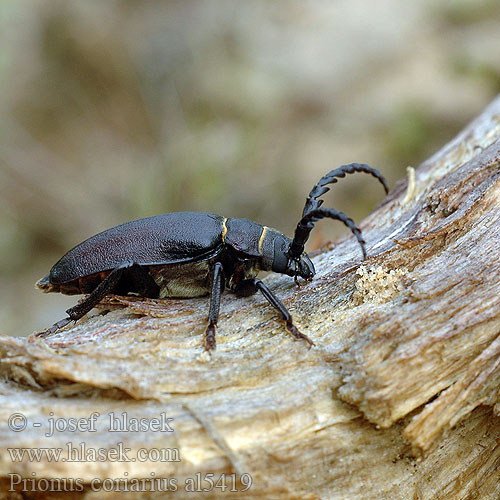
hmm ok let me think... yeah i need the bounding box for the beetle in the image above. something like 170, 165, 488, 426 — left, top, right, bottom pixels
36, 163, 388, 350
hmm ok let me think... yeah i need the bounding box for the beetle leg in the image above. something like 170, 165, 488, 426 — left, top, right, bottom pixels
124, 264, 160, 298
205, 262, 225, 351
37, 317, 73, 336
36, 264, 130, 337
234, 278, 314, 347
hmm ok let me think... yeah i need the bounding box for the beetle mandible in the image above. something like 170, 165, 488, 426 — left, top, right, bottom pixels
36, 163, 388, 350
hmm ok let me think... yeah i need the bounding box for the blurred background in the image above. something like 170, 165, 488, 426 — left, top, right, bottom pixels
1, 0, 500, 336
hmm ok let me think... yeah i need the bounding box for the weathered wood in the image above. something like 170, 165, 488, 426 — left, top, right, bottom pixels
0, 95, 499, 499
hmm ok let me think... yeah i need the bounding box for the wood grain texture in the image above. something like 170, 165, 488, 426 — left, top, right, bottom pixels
0, 96, 500, 499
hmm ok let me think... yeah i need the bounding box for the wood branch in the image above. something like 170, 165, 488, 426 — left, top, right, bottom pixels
1, 95, 500, 499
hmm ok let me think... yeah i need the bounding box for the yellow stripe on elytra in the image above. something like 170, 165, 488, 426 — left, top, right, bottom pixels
258, 226, 268, 254
221, 218, 228, 243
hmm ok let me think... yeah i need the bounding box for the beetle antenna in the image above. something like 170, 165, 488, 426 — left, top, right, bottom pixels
302, 163, 388, 216
288, 207, 366, 261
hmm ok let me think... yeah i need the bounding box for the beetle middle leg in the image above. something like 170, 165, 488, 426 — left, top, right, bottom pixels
234, 278, 314, 347
204, 262, 225, 351
36, 263, 132, 336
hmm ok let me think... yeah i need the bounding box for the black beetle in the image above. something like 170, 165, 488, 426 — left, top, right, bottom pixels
36, 163, 388, 350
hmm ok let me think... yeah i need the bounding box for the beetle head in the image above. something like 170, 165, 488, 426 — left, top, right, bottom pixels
287, 164, 389, 266
268, 233, 315, 280
285, 253, 315, 281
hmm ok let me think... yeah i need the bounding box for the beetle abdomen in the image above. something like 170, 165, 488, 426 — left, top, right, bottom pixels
36, 271, 110, 295
149, 261, 213, 298
37, 261, 213, 299
48, 212, 225, 284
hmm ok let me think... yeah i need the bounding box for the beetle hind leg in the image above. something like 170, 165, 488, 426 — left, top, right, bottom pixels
36, 264, 130, 337
35, 317, 72, 337
120, 264, 160, 298
234, 278, 314, 347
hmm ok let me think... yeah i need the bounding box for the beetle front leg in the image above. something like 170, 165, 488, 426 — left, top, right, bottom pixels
36, 264, 129, 337
234, 278, 314, 347
204, 262, 225, 351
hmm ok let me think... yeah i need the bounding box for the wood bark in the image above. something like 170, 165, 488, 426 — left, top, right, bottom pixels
0, 95, 500, 499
